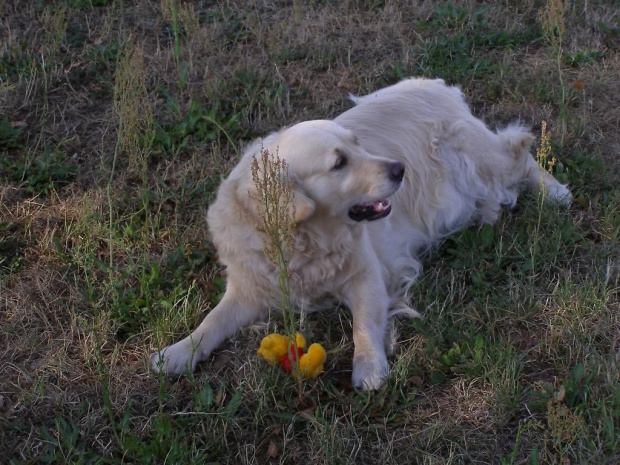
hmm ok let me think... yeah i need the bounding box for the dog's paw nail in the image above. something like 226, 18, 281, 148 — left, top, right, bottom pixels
352, 354, 389, 390
545, 184, 573, 205
149, 342, 198, 376
149, 351, 166, 373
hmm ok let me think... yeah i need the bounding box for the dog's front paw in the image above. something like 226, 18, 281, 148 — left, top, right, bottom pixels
352, 351, 389, 390
150, 338, 201, 376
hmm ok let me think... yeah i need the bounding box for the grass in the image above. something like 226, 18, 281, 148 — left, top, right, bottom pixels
1, 1, 619, 463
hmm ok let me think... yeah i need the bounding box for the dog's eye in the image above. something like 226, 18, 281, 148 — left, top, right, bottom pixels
332, 153, 348, 171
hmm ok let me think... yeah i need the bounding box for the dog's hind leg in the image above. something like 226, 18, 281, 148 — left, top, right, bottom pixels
523, 155, 573, 205
499, 125, 572, 206
150, 284, 264, 376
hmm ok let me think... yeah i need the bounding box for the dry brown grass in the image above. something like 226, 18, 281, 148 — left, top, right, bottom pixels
1, 1, 619, 463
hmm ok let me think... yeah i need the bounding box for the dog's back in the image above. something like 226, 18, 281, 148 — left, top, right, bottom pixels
337, 78, 570, 301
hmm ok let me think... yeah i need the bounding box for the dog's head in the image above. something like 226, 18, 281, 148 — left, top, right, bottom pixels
240, 120, 404, 224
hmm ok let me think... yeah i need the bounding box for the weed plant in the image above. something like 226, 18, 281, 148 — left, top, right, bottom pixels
540, 0, 569, 145
1, 1, 618, 463
250, 149, 307, 398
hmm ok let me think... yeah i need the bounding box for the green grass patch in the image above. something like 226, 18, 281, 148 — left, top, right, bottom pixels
1, 1, 618, 463
413, 3, 540, 83
1, 145, 76, 195
152, 96, 245, 158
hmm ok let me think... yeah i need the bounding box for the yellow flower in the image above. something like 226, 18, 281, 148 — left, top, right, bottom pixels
294, 333, 307, 350
257, 333, 306, 363
297, 343, 327, 379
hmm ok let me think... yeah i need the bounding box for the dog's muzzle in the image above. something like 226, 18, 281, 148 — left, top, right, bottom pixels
348, 199, 392, 222
348, 161, 404, 222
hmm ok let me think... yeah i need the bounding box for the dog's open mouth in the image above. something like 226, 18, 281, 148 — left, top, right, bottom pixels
348, 199, 392, 222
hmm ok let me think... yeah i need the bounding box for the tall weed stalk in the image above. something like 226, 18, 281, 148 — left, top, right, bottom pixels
161, 0, 198, 96
40, 6, 68, 109
111, 43, 154, 267
250, 149, 304, 397
530, 121, 557, 277
540, 0, 568, 144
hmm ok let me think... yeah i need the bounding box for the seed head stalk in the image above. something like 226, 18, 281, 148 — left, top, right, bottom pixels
251, 149, 304, 397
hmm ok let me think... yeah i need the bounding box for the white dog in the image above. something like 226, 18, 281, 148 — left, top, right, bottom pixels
151, 78, 571, 389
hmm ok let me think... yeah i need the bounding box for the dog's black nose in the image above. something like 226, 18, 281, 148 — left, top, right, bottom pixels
389, 161, 405, 182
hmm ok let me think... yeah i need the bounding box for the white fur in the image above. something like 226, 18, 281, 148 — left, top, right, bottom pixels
151, 78, 571, 389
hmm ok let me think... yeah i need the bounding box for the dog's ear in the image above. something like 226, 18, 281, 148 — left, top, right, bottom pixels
235, 171, 315, 224
290, 185, 315, 223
